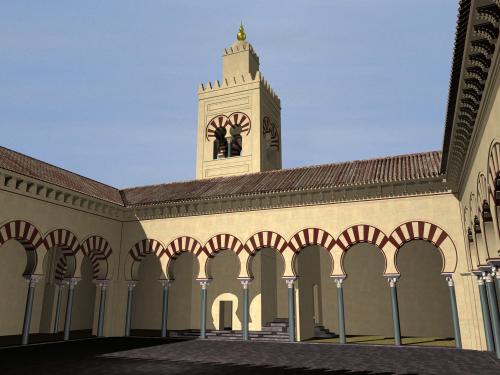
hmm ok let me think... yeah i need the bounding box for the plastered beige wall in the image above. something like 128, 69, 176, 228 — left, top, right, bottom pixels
0, 188, 123, 338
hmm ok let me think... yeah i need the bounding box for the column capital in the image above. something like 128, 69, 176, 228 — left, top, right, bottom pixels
484, 272, 494, 283
477, 275, 485, 286
239, 278, 253, 289
63, 277, 80, 289
332, 276, 346, 288
284, 277, 297, 288
94, 279, 111, 289
386, 275, 400, 287
24, 274, 43, 287
127, 281, 137, 290
444, 275, 454, 287
159, 279, 173, 287
198, 279, 211, 289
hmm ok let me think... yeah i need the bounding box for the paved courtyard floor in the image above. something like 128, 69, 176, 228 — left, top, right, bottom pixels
0, 337, 499, 375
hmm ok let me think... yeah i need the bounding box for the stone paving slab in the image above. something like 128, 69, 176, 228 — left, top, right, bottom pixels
0, 337, 498, 375
103, 338, 500, 375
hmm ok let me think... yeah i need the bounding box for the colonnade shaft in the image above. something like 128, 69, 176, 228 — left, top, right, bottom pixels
334, 277, 346, 344
445, 276, 462, 349
96, 280, 109, 337
125, 282, 135, 336
388, 277, 401, 346
285, 278, 296, 343
241, 279, 251, 340
484, 270, 500, 359
477, 276, 495, 351
21, 276, 41, 345
199, 280, 209, 339
160, 280, 170, 338
63, 278, 79, 341
53, 284, 64, 334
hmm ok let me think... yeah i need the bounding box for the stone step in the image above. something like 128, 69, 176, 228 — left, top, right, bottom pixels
268, 322, 289, 327
261, 326, 287, 332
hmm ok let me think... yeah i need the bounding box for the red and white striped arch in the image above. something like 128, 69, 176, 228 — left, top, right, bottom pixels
206, 115, 229, 140
165, 236, 203, 257
205, 112, 251, 140
125, 238, 169, 281
0, 220, 44, 252
389, 221, 448, 249
227, 112, 251, 134
129, 238, 167, 261
389, 221, 457, 273
81, 235, 113, 280
488, 141, 500, 202
336, 224, 389, 251
245, 231, 288, 254
0, 220, 43, 275
288, 228, 335, 253
44, 229, 81, 281
44, 229, 80, 255
203, 233, 245, 256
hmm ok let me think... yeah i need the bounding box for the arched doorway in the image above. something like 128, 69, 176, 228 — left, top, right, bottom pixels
397, 240, 454, 345
131, 253, 163, 336
343, 243, 392, 343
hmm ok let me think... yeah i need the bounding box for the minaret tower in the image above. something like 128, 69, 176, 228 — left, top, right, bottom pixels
196, 24, 282, 179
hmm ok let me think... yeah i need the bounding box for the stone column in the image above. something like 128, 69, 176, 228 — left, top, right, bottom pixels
240, 278, 252, 340
477, 275, 494, 351
334, 277, 346, 344
21, 275, 43, 345
63, 278, 80, 341
199, 280, 210, 339
160, 280, 171, 338
494, 266, 500, 295
387, 276, 401, 346
125, 282, 136, 337
285, 277, 297, 343
95, 280, 110, 337
52, 283, 64, 334
485, 271, 500, 359
445, 276, 462, 349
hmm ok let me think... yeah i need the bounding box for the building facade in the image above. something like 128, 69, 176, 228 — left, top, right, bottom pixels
0, 0, 499, 357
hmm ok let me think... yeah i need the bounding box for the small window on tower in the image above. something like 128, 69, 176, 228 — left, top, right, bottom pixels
229, 126, 242, 157
213, 127, 227, 160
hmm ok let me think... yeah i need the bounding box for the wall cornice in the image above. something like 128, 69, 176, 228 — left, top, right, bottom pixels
443, 0, 500, 191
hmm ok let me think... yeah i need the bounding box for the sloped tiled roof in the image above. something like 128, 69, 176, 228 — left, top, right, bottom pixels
0, 146, 442, 207
0, 146, 123, 205
121, 151, 443, 206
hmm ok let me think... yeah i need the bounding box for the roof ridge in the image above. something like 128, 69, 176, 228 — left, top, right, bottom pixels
120, 150, 443, 191
0, 145, 120, 192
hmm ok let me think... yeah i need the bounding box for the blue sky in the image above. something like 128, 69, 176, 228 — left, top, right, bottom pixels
1, 0, 458, 188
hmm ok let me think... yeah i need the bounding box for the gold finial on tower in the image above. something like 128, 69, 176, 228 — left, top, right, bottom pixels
237, 22, 246, 41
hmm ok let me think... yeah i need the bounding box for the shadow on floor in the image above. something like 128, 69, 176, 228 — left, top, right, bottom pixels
0, 337, 408, 375
0, 329, 94, 347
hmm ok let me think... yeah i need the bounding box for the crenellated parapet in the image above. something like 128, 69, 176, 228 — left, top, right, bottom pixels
223, 42, 260, 65
198, 71, 280, 105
